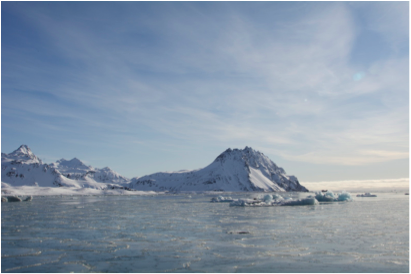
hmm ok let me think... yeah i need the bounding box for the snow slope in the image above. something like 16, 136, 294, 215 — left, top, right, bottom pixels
128, 147, 308, 192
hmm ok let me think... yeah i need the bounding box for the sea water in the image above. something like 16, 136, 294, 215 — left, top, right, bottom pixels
1, 192, 409, 272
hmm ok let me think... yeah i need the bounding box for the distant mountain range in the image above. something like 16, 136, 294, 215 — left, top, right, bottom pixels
1, 145, 129, 190
1, 145, 308, 192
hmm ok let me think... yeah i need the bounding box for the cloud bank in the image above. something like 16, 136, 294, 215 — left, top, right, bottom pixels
303, 178, 409, 192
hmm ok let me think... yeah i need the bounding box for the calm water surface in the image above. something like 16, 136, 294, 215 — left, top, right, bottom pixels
1, 192, 409, 272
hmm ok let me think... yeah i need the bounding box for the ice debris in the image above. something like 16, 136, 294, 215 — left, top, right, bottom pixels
315, 191, 352, 202
23, 196, 33, 201
229, 194, 319, 207
1, 196, 33, 202
210, 196, 236, 203
356, 193, 377, 197
4, 196, 22, 202
211, 191, 352, 207
228, 231, 250, 235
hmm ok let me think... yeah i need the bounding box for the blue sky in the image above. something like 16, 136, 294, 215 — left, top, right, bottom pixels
1, 2, 409, 182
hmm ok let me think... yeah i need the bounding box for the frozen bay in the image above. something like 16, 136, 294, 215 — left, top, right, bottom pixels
1, 192, 409, 272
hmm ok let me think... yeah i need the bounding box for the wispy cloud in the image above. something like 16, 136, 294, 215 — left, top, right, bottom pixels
2, 2, 408, 178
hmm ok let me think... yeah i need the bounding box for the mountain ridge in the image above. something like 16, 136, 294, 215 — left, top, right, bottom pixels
1, 145, 308, 192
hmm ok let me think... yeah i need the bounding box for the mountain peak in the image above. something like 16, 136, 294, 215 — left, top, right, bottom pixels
215, 146, 261, 162
12, 145, 34, 157
69, 157, 83, 165
4, 145, 42, 164
57, 157, 85, 166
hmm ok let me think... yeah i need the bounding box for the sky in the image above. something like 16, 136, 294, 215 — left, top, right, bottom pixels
1, 2, 409, 185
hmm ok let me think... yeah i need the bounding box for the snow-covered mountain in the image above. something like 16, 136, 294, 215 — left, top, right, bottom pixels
1, 145, 129, 189
2, 145, 308, 193
2, 145, 58, 187
128, 147, 308, 192
50, 158, 129, 185
52, 158, 92, 175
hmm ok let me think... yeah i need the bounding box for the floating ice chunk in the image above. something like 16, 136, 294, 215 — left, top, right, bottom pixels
211, 196, 235, 203
280, 196, 319, 206
315, 191, 353, 202
6, 196, 22, 202
23, 196, 33, 202
2, 197, 8, 202
272, 194, 283, 200
230, 198, 266, 207
315, 191, 337, 202
263, 194, 273, 203
337, 191, 352, 201
257, 193, 283, 202
228, 231, 250, 235
230, 196, 318, 207
356, 193, 377, 197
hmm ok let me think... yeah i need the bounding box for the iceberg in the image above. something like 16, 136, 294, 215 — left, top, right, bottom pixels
315, 191, 353, 202
4, 196, 22, 202
1, 195, 33, 202
337, 191, 353, 201
281, 196, 319, 206
315, 191, 337, 202
210, 196, 236, 202
356, 193, 377, 197
263, 194, 273, 203
23, 196, 33, 202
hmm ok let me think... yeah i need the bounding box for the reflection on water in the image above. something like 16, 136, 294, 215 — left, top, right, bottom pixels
1, 192, 409, 272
